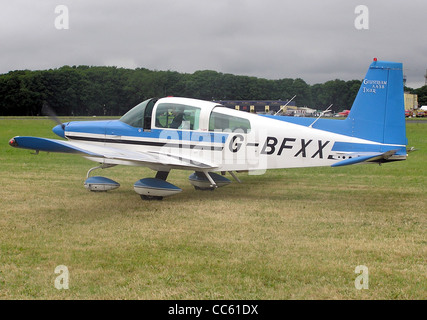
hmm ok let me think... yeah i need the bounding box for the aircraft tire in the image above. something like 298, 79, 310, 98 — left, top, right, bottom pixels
194, 186, 215, 191
140, 195, 163, 201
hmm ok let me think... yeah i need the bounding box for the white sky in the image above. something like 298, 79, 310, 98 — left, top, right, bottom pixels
1, 0, 426, 88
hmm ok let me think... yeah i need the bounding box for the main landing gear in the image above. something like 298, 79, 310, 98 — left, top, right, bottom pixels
83, 165, 241, 200
188, 171, 232, 190
133, 171, 182, 201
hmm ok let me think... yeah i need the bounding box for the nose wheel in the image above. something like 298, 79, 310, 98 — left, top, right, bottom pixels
84, 164, 119, 192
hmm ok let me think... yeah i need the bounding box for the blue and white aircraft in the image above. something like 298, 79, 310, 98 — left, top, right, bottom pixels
9, 59, 408, 200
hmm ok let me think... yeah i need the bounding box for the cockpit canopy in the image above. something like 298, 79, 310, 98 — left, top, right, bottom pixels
120, 97, 251, 133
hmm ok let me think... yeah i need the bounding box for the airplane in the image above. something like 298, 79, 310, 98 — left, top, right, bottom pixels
8, 59, 408, 200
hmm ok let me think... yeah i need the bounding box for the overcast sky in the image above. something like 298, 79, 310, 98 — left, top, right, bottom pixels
1, 0, 426, 88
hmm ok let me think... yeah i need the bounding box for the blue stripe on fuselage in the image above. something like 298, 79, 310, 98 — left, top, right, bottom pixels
65, 120, 229, 143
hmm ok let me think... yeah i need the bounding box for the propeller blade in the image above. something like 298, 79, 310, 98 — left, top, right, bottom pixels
42, 102, 65, 129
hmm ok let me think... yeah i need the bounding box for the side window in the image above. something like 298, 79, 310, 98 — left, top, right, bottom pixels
209, 111, 251, 133
155, 103, 200, 130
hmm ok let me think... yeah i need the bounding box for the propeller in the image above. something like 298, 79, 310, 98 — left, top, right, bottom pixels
42, 102, 66, 138
42, 102, 65, 129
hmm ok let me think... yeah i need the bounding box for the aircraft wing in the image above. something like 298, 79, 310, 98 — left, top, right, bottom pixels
9, 136, 217, 170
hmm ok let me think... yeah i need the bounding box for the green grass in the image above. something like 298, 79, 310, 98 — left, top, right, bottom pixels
0, 119, 426, 299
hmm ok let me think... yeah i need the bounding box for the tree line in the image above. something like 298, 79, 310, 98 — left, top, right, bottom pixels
0, 65, 424, 116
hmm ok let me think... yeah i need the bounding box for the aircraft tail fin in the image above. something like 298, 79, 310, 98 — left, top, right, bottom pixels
346, 59, 407, 146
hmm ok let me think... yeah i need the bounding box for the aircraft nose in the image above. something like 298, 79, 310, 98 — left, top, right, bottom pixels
53, 124, 66, 138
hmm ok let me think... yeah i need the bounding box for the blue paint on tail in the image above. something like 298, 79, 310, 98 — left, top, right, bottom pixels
347, 60, 406, 146
263, 60, 407, 151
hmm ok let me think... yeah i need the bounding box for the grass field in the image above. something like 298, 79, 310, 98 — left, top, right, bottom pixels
0, 117, 426, 299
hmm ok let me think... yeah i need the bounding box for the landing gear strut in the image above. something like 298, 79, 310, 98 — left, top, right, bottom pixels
188, 171, 231, 190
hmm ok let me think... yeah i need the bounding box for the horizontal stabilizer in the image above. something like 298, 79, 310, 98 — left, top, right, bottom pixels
331, 150, 397, 167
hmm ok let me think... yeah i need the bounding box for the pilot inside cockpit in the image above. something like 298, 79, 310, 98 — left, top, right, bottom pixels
169, 107, 184, 129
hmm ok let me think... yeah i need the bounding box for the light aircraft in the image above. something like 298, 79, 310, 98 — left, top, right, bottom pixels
9, 59, 408, 200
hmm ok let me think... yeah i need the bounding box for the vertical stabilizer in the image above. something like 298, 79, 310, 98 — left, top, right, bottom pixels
347, 60, 407, 146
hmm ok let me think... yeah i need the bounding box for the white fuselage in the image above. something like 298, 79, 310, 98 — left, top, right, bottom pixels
64, 97, 399, 173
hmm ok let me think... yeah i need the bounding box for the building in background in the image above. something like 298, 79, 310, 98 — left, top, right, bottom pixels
213, 100, 296, 114
404, 92, 418, 117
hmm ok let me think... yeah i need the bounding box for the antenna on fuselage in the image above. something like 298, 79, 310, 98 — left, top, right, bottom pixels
274, 95, 296, 116
309, 104, 333, 128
